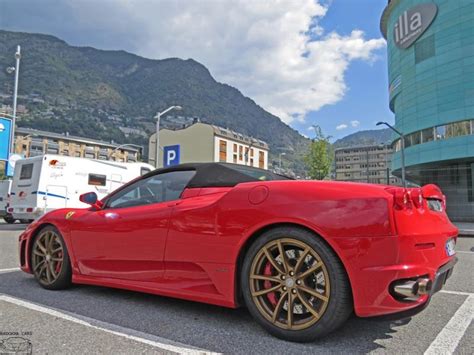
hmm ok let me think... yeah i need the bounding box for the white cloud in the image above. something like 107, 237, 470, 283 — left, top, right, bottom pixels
6, 0, 385, 125
336, 124, 348, 130
351, 120, 360, 127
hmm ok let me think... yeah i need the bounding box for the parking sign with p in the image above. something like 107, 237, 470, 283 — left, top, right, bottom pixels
163, 145, 180, 167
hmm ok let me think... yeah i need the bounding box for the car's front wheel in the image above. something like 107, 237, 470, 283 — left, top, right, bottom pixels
31, 226, 72, 290
241, 227, 353, 342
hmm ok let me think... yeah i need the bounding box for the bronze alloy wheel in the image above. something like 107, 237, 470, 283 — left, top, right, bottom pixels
32, 230, 64, 286
249, 238, 331, 331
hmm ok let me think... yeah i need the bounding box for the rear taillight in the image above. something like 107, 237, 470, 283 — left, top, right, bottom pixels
26, 208, 33, 212
7, 207, 13, 213
386, 187, 424, 210
409, 188, 423, 208
386, 187, 410, 210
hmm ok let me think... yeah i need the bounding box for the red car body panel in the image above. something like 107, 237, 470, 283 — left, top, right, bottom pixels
19, 178, 458, 317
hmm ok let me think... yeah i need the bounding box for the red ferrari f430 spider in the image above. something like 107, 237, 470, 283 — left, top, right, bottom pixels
19, 163, 458, 342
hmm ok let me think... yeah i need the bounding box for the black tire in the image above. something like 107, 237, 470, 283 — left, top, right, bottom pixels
4, 216, 16, 224
20, 219, 30, 224
241, 226, 353, 342
31, 226, 72, 290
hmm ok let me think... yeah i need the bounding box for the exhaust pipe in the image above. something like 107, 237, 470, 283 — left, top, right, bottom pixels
393, 278, 432, 298
417, 278, 432, 295
394, 280, 419, 298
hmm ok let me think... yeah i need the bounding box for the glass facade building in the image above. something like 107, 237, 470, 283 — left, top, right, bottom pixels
381, 0, 474, 221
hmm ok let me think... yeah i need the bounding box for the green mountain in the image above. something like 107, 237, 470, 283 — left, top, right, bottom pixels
333, 128, 392, 148
0, 30, 309, 172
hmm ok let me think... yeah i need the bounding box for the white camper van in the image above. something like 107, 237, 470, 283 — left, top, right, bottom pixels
9, 155, 154, 221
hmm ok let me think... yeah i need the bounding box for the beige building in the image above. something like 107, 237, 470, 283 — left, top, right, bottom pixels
14, 127, 140, 162
334, 144, 399, 185
149, 122, 269, 169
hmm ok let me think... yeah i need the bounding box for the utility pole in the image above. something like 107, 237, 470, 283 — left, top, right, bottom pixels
6, 45, 21, 159
377, 122, 406, 188
153, 106, 182, 168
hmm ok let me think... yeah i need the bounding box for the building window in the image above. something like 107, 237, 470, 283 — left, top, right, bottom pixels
410, 131, 421, 145
259, 151, 265, 169
435, 126, 446, 140
219, 140, 227, 162
421, 128, 435, 143
415, 34, 435, 64
239, 145, 243, 160
446, 121, 471, 138
404, 135, 412, 148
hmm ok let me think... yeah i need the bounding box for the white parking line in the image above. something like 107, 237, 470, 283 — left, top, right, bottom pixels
440, 290, 473, 296
424, 294, 474, 355
0, 267, 20, 274
0, 295, 218, 355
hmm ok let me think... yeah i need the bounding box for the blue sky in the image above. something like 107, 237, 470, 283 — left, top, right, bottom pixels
0, 0, 393, 141
297, 0, 394, 141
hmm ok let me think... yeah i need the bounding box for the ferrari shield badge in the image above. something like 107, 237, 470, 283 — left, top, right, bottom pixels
65, 211, 75, 220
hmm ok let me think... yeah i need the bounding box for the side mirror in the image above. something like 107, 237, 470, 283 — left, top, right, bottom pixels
79, 192, 103, 209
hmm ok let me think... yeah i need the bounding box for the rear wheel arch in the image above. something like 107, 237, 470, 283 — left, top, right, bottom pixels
234, 222, 354, 307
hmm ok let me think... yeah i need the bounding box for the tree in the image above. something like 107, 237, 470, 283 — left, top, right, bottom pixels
305, 125, 332, 180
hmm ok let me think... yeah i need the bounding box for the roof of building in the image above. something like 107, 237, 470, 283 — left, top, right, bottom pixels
159, 122, 269, 149
334, 143, 393, 153
210, 125, 269, 149
16, 127, 140, 152
145, 162, 289, 188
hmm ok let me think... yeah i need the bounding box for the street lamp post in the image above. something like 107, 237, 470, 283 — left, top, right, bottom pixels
154, 106, 182, 168
6, 45, 21, 159
377, 121, 406, 188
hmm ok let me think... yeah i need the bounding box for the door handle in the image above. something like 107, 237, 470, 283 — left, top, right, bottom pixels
167, 201, 182, 207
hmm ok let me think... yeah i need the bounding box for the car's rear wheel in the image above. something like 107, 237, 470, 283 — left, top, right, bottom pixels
241, 227, 352, 342
31, 226, 72, 290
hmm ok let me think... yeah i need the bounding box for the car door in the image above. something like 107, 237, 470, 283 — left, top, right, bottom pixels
69, 170, 196, 282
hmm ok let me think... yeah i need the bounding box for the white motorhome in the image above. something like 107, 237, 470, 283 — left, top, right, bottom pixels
9, 155, 154, 221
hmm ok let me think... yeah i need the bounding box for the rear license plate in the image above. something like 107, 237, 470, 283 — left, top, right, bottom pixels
445, 238, 456, 257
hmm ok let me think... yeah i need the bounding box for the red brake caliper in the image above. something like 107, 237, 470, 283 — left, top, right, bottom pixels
263, 262, 278, 306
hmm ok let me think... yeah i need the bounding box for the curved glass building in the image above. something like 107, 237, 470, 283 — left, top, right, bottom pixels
381, 0, 474, 222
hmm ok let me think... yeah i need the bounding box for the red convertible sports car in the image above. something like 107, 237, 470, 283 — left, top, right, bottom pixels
19, 163, 458, 342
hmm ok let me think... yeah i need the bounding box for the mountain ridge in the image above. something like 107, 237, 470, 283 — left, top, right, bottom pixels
0, 30, 309, 172
333, 128, 392, 148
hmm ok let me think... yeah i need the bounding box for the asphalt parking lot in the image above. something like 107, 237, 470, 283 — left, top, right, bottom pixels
0, 224, 473, 354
